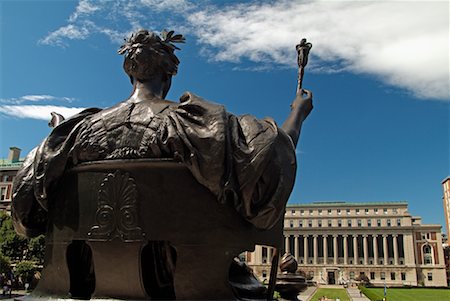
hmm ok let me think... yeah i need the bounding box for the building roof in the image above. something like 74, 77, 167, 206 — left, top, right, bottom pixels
286, 201, 408, 208
0, 158, 25, 170
442, 176, 450, 184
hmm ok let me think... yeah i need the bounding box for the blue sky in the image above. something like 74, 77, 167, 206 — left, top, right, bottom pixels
0, 0, 449, 231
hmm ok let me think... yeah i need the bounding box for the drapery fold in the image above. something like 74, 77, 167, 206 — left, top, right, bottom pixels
13, 93, 296, 236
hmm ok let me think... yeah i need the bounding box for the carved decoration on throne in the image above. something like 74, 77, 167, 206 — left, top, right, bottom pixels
88, 170, 145, 242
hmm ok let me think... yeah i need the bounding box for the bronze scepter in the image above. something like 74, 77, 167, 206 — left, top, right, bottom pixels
296, 38, 312, 93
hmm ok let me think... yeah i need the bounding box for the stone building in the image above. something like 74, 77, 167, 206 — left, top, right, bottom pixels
442, 176, 450, 239
246, 201, 447, 287
0, 147, 24, 213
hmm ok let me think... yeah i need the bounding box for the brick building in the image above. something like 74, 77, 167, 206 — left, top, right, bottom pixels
0, 147, 24, 213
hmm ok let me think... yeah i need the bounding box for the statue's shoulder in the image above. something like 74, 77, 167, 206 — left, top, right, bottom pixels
178, 92, 226, 113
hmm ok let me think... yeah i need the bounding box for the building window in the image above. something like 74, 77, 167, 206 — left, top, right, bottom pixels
387, 219, 391, 227
328, 209, 332, 215
357, 219, 362, 227
393, 208, 398, 214
383, 208, 388, 214
347, 220, 352, 227
0, 186, 6, 201
397, 218, 401, 226
423, 245, 433, 264
426, 233, 431, 240
377, 219, 381, 227
289, 220, 294, 228
427, 273, 432, 281
308, 220, 312, 227
328, 220, 332, 227
367, 219, 372, 227
380, 272, 385, 280
291, 210, 296, 215
318, 220, 322, 227
370, 272, 375, 280
390, 272, 395, 280
356, 209, 360, 215
309, 209, 313, 215
301, 209, 304, 216
349, 272, 355, 280
337, 209, 341, 215
262, 270, 267, 279
365, 208, 369, 215
374, 208, 379, 214
299, 220, 303, 228
338, 220, 342, 227
308, 271, 314, 278
318, 209, 322, 215
401, 272, 406, 281
346, 209, 350, 215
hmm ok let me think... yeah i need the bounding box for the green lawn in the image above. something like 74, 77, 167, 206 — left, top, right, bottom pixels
360, 287, 450, 301
310, 288, 350, 301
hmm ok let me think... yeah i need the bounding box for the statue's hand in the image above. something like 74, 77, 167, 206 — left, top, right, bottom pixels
291, 89, 313, 120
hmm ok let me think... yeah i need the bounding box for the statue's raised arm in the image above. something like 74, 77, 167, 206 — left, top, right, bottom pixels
282, 38, 313, 147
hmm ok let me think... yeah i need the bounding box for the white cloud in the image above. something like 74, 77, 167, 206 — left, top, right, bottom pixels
0, 95, 76, 104
69, 0, 100, 22
187, 0, 449, 100
0, 105, 87, 121
140, 0, 192, 13
39, 24, 90, 47
39, 0, 450, 100
20, 95, 56, 102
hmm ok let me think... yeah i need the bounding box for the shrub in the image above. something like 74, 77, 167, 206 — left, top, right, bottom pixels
355, 274, 372, 287
14, 261, 37, 285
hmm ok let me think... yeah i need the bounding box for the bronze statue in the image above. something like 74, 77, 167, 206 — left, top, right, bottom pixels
12, 29, 313, 300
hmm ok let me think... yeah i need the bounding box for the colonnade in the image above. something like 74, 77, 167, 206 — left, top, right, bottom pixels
283, 233, 404, 266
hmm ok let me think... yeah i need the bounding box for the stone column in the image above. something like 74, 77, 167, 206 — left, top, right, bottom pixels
304, 235, 308, 264
402, 233, 415, 266
255, 245, 262, 264
353, 235, 358, 265
333, 235, 338, 265
373, 235, 378, 265
343, 235, 348, 265
285, 236, 290, 254
294, 236, 299, 261
267, 247, 272, 263
313, 235, 318, 264
363, 234, 368, 265
393, 234, 399, 265
383, 234, 388, 265
323, 235, 328, 264
401, 233, 417, 286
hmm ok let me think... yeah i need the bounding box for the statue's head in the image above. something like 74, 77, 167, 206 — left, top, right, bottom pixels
118, 29, 185, 87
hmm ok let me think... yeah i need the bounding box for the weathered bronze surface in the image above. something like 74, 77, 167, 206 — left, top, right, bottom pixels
12, 29, 313, 300
275, 253, 308, 300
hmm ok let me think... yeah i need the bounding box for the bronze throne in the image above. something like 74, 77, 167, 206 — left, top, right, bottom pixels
29, 159, 283, 300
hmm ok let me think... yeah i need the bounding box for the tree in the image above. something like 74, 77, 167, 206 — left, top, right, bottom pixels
14, 261, 36, 287
355, 274, 371, 287
0, 252, 11, 274
27, 235, 46, 265
0, 214, 28, 261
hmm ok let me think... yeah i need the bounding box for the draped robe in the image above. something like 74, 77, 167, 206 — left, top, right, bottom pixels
12, 92, 297, 237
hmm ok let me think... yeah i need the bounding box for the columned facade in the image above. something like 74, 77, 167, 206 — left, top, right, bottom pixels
246, 202, 447, 287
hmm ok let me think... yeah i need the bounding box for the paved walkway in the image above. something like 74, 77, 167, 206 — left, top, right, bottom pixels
298, 285, 318, 301
346, 287, 371, 301
0, 291, 27, 301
